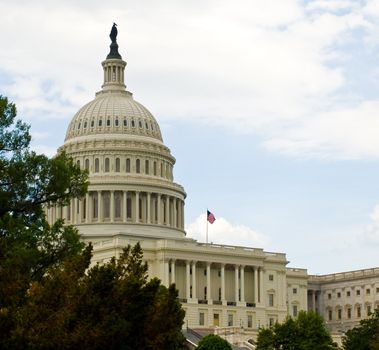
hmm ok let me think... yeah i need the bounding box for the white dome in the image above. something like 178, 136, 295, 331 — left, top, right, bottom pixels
65, 91, 163, 142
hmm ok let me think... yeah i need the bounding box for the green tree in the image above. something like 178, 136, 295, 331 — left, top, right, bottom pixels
10, 243, 185, 350
256, 311, 336, 350
342, 309, 379, 350
0, 95, 88, 348
197, 334, 232, 350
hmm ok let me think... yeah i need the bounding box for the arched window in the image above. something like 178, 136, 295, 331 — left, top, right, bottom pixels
131, 120, 135, 128
136, 159, 140, 173
145, 160, 149, 175
98, 119, 102, 127
103, 194, 110, 218
107, 119, 111, 126
115, 158, 120, 172
93, 196, 98, 218
115, 118, 119, 126
85, 159, 90, 171
153, 161, 157, 176
139, 120, 142, 128
115, 194, 121, 218
105, 158, 110, 172
160, 162, 163, 177
91, 120, 94, 127
126, 158, 130, 173
84, 121, 87, 128
95, 158, 99, 173
123, 119, 127, 127
76, 160, 80, 167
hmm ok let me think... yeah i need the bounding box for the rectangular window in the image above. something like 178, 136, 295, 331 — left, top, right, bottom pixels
247, 315, 253, 328
269, 318, 275, 327
328, 310, 332, 321
338, 309, 342, 320
213, 313, 219, 327
293, 288, 297, 294
367, 305, 372, 315
357, 289, 361, 296
328, 293, 331, 299
293, 305, 298, 317
228, 314, 233, 327
269, 274, 274, 281
268, 294, 274, 307
367, 289, 371, 295
357, 306, 361, 318
376, 287, 379, 293
337, 292, 341, 298
199, 312, 204, 326
347, 291, 351, 297
347, 308, 351, 319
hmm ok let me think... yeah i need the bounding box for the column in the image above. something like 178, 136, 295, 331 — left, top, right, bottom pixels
254, 267, 258, 305
181, 201, 185, 229
235, 265, 239, 302
186, 260, 191, 300
177, 200, 182, 229
241, 265, 245, 303
97, 191, 102, 222
221, 264, 225, 303
192, 261, 197, 300
63, 205, 68, 221
207, 262, 212, 303
78, 199, 82, 223
110, 191, 115, 223
147, 192, 151, 224
157, 194, 162, 225
135, 191, 139, 223
165, 196, 170, 225
173, 198, 177, 228
259, 267, 264, 304
71, 199, 76, 223
85, 193, 90, 223
123, 191, 127, 222
171, 259, 175, 285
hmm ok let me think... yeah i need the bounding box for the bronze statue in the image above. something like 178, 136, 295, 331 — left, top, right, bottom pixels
107, 23, 122, 59
110, 23, 118, 43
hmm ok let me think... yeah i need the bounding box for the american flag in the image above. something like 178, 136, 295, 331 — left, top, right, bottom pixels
207, 210, 216, 224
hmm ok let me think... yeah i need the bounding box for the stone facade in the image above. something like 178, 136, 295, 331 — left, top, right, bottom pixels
308, 268, 379, 333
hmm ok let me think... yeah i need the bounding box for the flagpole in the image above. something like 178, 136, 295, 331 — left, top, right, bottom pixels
206, 209, 208, 244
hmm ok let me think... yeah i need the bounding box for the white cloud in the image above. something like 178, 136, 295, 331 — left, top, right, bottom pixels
0, 1, 379, 159
185, 214, 269, 247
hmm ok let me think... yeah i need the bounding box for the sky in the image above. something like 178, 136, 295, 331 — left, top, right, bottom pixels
1, 0, 379, 274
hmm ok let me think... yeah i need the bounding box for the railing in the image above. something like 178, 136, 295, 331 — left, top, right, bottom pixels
227, 301, 236, 306
246, 302, 256, 307
198, 299, 208, 304
213, 300, 222, 305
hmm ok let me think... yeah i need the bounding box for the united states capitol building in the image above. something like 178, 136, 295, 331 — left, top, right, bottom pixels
45, 27, 379, 338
